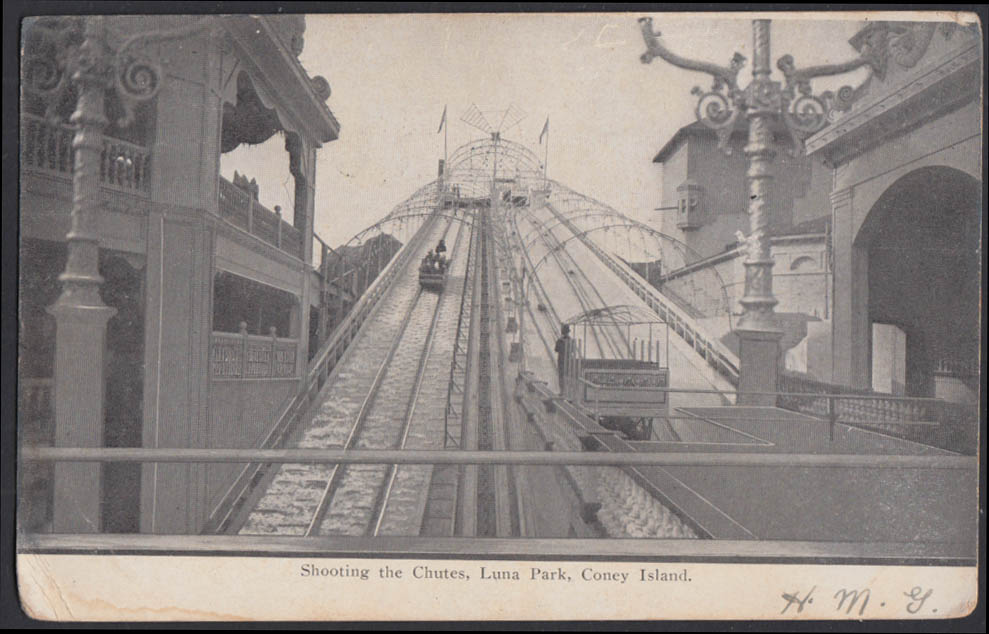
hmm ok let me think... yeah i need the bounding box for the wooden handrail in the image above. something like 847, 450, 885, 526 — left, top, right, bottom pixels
18, 533, 976, 562
21, 447, 976, 470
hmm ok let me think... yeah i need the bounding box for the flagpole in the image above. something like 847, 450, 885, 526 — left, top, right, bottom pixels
543, 126, 548, 187
438, 105, 448, 182
539, 117, 549, 189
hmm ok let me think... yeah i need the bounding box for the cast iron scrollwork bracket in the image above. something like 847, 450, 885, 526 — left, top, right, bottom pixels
638, 16, 879, 157
776, 53, 875, 155
23, 16, 214, 128
638, 17, 747, 154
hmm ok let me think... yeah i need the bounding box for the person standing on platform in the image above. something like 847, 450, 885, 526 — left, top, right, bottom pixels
555, 324, 572, 395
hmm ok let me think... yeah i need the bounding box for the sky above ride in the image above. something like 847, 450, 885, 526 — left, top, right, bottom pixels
224, 13, 872, 247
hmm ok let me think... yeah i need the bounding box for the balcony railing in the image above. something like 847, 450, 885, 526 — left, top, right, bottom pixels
21, 113, 150, 192
211, 325, 298, 380
933, 357, 979, 378
218, 176, 303, 260
778, 371, 978, 452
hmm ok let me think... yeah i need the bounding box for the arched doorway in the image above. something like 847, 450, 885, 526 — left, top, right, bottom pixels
855, 166, 980, 399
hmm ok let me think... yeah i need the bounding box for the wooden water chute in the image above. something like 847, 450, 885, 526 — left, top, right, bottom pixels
559, 305, 671, 441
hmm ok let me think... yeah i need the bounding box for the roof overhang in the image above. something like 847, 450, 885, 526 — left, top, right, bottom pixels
224, 15, 340, 146
805, 38, 980, 167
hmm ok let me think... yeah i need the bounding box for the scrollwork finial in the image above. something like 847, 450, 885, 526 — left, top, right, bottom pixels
638, 16, 748, 153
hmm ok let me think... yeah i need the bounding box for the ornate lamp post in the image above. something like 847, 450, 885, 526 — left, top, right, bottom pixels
23, 16, 209, 532
637, 17, 873, 403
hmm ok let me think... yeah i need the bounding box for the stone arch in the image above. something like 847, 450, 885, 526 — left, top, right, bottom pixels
847, 136, 983, 242
853, 165, 980, 398
789, 255, 817, 272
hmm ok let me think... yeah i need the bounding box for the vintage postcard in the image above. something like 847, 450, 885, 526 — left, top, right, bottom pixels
15, 8, 982, 622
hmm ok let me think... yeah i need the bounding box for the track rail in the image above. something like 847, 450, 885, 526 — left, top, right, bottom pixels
535, 214, 629, 359
528, 212, 610, 358
232, 215, 460, 536
441, 213, 479, 449
304, 218, 462, 536
420, 214, 479, 537
370, 219, 471, 536
204, 212, 440, 535
510, 210, 563, 368
514, 209, 620, 369
305, 286, 427, 535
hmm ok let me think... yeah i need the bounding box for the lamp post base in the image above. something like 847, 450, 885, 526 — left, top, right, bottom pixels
47, 302, 116, 533
735, 328, 782, 406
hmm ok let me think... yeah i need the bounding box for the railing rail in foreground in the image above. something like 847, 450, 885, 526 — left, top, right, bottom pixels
17, 532, 975, 563
21, 447, 974, 470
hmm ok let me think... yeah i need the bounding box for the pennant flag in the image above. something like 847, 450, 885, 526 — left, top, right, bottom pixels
437, 105, 447, 134
539, 117, 549, 144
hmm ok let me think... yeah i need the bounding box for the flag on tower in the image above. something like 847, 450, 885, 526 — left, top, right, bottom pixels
437, 105, 447, 134
539, 117, 549, 144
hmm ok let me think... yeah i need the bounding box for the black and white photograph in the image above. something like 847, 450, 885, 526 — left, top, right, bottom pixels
11, 7, 983, 622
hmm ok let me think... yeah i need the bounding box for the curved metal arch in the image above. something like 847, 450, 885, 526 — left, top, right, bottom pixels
565, 304, 669, 327
517, 203, 699, 273
519, 210, 635, 253
551, 215, 703, 270
544, 180, 641, 219
341, 209, 474, 251
506, 187, 733, 323
375, 180, 443, 224
532, 184, 714, 267
446, 136, 544, 175
338, 136, 537, 253
441, 177, 495, 200
522, 219, 733, 321
324, 207, 473, 287
321, 177, 447, 276
445, 137, 546, 195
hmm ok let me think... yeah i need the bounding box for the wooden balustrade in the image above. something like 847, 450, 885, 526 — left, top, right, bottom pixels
217, 176, 303, 259
102, 138, 150, 190
21, 114, 149, 192
217, 176, 252, 227
777, 371, 977, 453
210, 324, 298, 380
933, 357, 979, 377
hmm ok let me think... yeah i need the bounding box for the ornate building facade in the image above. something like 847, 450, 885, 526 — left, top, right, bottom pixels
19, 15, 340, 533
807, 21, 981, 401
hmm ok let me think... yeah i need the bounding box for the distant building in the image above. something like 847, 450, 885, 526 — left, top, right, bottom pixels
649, 112, 834, 367
652, 119, 832, 259
19, 15, 339, 533
318, 233, 403, 340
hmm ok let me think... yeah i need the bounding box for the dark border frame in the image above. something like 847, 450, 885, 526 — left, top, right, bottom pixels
3, 2, 986, 630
